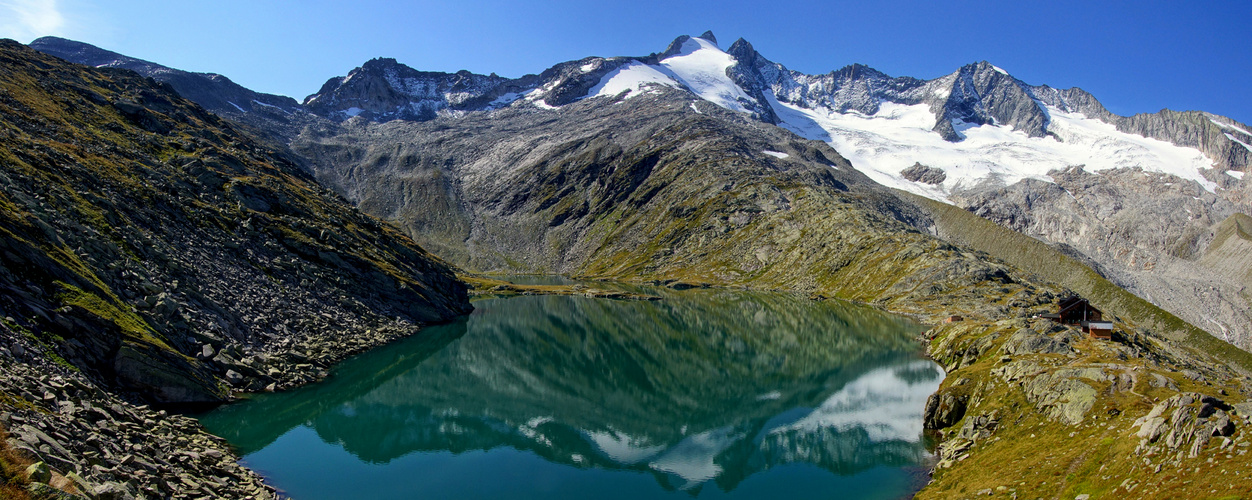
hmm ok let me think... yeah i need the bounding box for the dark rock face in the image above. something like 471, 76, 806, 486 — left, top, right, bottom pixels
924, 392, 969, 430
932, 62, 1050, 140
303, 58, 515, 121
722, 38, 781, 124
901, 163, 947, 185
0, 40, 470, 404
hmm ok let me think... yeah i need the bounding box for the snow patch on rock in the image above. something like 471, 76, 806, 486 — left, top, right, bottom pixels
1225, 133, 1252, 152
587, 62, 679, 99
1211, 118, 1252, 138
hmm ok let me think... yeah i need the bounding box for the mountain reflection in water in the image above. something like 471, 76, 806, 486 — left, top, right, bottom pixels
198, 287, 943, 499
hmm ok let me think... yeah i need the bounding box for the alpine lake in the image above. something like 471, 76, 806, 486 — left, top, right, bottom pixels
195, 282, 944, 499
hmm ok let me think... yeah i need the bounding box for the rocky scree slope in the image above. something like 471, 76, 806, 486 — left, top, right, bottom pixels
950, 167, 1252, 351
0, 39, 470, 400
0, 346, 277, 499
0, 38, 471, 497
0, 38, 470, 496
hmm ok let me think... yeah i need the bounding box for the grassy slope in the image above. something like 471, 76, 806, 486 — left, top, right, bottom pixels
918, 317, 1252, 499
907, 192, 1252, 374
0, 425, 33, 499
899, 192, 1252, 498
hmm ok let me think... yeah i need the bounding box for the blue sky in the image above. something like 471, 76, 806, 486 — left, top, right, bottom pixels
2, 0, 1249, 124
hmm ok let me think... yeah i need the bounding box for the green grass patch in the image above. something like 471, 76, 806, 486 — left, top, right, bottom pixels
52, 281, 173, 354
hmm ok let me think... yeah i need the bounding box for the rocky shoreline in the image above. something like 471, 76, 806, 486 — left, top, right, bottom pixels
0, 302, 487, 499
461, 275, 662, 301
1, 348, 274, 499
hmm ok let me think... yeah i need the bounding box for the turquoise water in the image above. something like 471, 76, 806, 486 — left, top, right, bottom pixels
197, 288, 943, 499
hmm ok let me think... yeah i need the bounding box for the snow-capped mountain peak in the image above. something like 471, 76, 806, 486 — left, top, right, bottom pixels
657, 36, 757, 113
294, 32, 1249, 200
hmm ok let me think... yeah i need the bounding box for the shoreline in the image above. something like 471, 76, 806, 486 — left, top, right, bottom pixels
5, 274, 1251, 498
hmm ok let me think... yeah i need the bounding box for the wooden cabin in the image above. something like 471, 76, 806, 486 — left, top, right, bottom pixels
1039, 297, 1102, 325
943, 315, 964, 323
1039, 297, 1113, 338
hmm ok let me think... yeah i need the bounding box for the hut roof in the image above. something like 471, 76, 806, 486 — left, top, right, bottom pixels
1058, 297, 1101, 316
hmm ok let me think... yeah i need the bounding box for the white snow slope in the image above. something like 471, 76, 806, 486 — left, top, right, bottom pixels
771, 99, 1217, 201
585, 37, 754, 111
579, 36, 1223, 203
587, 62, 679, 99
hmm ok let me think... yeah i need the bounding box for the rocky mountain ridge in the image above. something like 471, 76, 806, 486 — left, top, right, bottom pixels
35, 34, 1249, 177
289, 33, 1252, 173
28, 36, 302, 118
